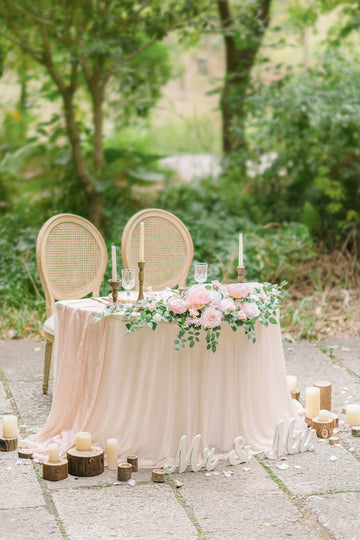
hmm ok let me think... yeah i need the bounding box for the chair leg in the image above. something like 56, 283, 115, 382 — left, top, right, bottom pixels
43, 341, 53, 394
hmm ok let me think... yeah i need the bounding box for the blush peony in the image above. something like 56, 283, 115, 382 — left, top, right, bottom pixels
167, 297, 187, 314
186, 285, 211, 309
201, 307, 222, 329
226, 283, 251, 299
240, 302, 260, 318
220, 298, 236, 313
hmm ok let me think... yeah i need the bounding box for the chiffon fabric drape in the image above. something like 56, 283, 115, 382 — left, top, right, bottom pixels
24, 298, 305, 467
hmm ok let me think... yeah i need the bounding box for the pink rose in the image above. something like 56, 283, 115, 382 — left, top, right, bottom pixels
240, 302, 260, 318
220, 299, 236, 313
148, 302, 156, 312
226, 283, 251, 299
237, 311, 247, 321
168, 297, 187, 315
186, 285, 211, 309
189, 309, 199, 317
201, 307, 222, 329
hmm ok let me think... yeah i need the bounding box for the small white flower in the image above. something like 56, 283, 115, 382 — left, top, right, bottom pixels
153, 313, 162, 323
130, 312, 140, 320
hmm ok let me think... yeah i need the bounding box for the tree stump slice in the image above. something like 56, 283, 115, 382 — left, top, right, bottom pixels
351, 426, 360, 437
329, 436, 340, 445
67, 447, 104, 477
117, 463, 132, 482
290, 389, 300, 401
311, 419, 334, 439
314, 381, 332, 412
127, 455, 138, 472
43, 458, 68, 481
18, 448, 33, 459
152, 469, 166, 483
0, 437, 18, 452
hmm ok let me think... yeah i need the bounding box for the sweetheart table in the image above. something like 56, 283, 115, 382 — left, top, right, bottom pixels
25, 295, 305, 468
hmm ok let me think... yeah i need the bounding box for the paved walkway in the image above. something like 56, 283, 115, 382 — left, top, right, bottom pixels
0, 337, 360, 539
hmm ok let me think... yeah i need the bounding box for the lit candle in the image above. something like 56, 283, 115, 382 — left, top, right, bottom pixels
111, 245, 117, 281
75, 432, 92, 451
48, 443, 59, 462
346, 404, 360, 426
318, 409, 330, 422
238, 233, 243, 267
2, 415, 18, 438
139, 222, 145, 262
107, 438, 118, 471
287, 375, 297, 392
305, 387, 320, 418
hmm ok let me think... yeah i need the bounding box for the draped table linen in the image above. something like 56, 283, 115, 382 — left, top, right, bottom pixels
25, 297, 305, 467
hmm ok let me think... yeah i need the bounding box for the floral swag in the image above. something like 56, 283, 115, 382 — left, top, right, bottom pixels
114, 281, 285, 353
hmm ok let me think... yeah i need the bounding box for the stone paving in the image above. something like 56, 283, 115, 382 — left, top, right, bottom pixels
0, 337, 360, 539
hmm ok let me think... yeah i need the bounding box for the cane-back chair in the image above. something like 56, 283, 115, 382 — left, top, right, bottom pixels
36, 213, 107, 393
121, 209, 193, 291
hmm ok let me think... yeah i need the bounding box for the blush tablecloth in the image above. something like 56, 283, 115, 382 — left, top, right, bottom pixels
25, 297, 305, 467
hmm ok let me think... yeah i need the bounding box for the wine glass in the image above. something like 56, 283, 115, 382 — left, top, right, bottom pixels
194, 262, 208, 284
121, 269, 135, 307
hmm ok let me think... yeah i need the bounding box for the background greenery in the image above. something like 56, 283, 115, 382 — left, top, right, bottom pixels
0, 0, 359, 341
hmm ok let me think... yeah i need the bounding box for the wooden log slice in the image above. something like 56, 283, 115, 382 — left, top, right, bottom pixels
18, 448, 33, 459
117, 463, 132, 482
311, 419, 333, 439
314, 381, 332, 412
67, 447, 104, 477
127, 455, 138, 472
0, 437, 18, 452
351, 426, 360, 437
290, 389, 300, 401
43, 458, 68, 481
152, 469, 166, 483
329, 436, 340, 445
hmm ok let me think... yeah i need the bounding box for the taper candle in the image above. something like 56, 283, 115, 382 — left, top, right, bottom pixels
139, 222, 145, 262
111, 245, 117, 281
238, 233, 243, 267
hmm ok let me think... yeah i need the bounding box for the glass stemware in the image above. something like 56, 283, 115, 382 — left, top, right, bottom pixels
194, 262, 208, 284
121, 269, 135, 307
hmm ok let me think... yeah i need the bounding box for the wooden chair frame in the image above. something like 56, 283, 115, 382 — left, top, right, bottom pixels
36, 213, 107, 393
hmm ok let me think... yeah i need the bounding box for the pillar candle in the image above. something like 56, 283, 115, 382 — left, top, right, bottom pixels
287, 375, 297, 392
238, 233, 243, 267
75, 432, 92, 451
111, 245, 117, 281
139, 222, 145, 262
346, 404, 360, 426
2, 415, 18, 438
305, 387, 320, 418
107, 438, 118, 471
48, 443, 59, 462
318, 410, 330, 422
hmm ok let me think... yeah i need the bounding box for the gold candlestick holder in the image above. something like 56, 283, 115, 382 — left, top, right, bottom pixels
236, 266, 245, 283
137, 261, 145, 302
109, 279, 121, 304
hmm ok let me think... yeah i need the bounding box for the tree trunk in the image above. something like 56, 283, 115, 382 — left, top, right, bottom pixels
217, 0, 272, 154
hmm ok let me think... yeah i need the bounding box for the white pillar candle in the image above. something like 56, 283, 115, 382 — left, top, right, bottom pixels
107, 438, 118, 471
48, 443, 59, 462
318, 409, 330, 422
305, 387, 320, 418
238, 233, 243, 267
2, 415, 18, 438
75, 432, 92, 451
111, 245, 117, 281
346, 404, 360, 426
287, 375, 297, 392
139, 221, 145, 262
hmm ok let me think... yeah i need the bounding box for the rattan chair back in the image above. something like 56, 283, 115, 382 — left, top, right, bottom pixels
121, 209, 193, 290
37, 213, 107, 317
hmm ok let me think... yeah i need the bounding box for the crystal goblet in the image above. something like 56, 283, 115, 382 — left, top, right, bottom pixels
194, 262, 208, 284
121, 269, 135, 307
